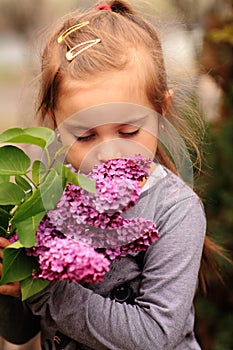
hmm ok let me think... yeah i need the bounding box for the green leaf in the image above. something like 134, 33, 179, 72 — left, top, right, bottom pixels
15, 176, 32, 193
56, 163, 96, 193
25, 127, 55, 147
0, 182, 25, 205
55, 163, 79, 186
0, 175, 10, 184
39, 169, 65, 209
0, 205, 13, 236
21, 276, 49, 301
12, 169, 64, 224
0, 241, 38, 285
0, 127, 55, 148
0, 128, 46, 148
11, 189, 44, 225
0, 146, 30, 176
77, 173, 96, 193
0, 128, 25, 142
16, 211, 45, 248
32, 160, 47, 186
54, 145, 69, 159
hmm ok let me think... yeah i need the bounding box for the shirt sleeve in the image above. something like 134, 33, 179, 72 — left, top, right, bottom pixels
0, 294, 40, 344
26, 194, 206, 350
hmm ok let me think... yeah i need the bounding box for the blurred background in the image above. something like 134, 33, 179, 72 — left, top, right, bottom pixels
0, 0, 232, 349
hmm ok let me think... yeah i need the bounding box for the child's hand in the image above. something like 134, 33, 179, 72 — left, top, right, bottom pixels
0, 237, 21, 298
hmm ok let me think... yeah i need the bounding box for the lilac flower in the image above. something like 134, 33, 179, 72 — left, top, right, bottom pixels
99, 217, 159, 260
27, 216, 110, 283
29, 155, 158, 284
90, 155, 151, 182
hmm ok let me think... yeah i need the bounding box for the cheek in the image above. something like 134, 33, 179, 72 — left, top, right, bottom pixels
139, 132, 158, 154
149, 136, 158, 153
66, 142, 98, 173
66, 143, 84, 170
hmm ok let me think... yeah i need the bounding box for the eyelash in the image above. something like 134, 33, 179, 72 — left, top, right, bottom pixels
119, 129, 139, 137
76, 129, 140, 142
76, 134, 95, 142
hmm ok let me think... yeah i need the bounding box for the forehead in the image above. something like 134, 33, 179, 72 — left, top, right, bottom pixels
55, 63, 154, 124
61, 102, 156, 126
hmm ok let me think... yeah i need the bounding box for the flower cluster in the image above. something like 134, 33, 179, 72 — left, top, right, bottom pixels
28, 155, 158, 284
27, 219, 110, 283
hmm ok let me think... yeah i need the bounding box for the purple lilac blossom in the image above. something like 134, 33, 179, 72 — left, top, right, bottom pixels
28, 155, 158, 284
27, 217, 110, 283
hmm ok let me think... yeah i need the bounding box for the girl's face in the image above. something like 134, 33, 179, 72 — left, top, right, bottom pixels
55, 70, 159, 173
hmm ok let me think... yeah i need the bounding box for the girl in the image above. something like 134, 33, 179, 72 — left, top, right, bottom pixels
0, 1, 218, 349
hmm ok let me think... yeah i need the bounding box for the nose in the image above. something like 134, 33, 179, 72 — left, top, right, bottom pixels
97, 141, 121, 163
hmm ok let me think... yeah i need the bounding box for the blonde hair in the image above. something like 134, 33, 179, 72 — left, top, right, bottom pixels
36, 0, 225, 291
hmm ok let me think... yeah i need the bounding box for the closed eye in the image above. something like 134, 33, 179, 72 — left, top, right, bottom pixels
119, 129, 140, 137
76, 133, 95, 142
75, 128, 140, 142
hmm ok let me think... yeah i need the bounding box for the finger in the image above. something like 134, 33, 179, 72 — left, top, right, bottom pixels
0, 237, 10, 260
0, 237, 11, 249
0, 282, 21, 298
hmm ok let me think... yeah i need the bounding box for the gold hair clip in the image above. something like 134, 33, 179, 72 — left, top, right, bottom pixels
66, 38, 101, 61
57, 21, 90, 43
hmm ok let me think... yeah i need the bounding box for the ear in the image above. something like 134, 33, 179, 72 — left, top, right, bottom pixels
162, 89, 174, 115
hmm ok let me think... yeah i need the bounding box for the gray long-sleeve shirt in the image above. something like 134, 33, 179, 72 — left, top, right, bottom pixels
0, 166, 206, 349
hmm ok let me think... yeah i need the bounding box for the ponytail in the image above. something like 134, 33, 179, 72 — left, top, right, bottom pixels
199, 236, 231, 294
96, 0, 135, 15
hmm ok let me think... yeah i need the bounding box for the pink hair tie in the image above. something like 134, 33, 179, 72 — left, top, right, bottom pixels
96, 3, 112, 11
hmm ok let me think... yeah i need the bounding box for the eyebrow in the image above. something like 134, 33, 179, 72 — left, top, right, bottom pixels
120, 115, 149, 126
62, 114, 150, 132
